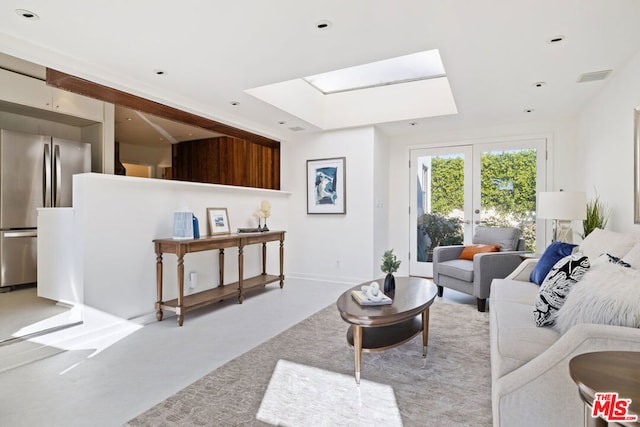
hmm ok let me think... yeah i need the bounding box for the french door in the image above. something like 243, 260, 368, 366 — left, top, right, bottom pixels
409, 138, 546, 277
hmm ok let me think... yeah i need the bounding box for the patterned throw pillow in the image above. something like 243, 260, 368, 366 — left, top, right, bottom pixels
534, 253, 590, 327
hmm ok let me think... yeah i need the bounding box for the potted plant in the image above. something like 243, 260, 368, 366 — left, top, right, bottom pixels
381, 249, 401, 294
582, 194, 609, 238
417, 213, 463, 261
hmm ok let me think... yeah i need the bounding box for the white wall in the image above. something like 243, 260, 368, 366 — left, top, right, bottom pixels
282, 127, 380, 283
385, 119, 579, 276
119, 142, 172, 177
578, 49, 640, 235
70, 173, 291, 319
373, 128, 390, 278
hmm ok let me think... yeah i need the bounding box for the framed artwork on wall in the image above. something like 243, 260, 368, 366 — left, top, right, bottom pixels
306, 157, 346, 214
207, 207, 230, 235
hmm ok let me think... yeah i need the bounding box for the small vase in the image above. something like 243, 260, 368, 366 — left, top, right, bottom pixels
262, 218, 269, 232
384, 273, 395, 294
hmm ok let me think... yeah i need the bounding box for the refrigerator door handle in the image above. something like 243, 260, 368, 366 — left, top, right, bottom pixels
54, 144, 61, 207
43, 144, 52, 207
4, 230, 38, 238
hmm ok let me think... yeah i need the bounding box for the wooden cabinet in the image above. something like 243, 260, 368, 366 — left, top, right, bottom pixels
171, 136, 280, 190
0, 68, 103, 122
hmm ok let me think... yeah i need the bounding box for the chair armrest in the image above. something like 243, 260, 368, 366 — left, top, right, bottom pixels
505, 258, 538, 281
432, 245, 464, 263
473, 251, 526, 298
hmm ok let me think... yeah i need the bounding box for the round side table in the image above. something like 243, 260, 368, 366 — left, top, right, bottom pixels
569, 351, 640, 427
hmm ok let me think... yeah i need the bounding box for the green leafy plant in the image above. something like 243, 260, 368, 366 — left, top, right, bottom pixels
582, 195, 609, 238
381, 249, 401, 274
417, 213, 463, 261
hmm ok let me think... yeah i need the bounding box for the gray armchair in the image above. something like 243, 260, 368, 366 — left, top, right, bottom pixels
432, 226, 525, 312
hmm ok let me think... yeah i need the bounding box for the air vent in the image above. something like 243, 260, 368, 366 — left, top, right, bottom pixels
577, 70, 612, 83
288, 126, 305, 132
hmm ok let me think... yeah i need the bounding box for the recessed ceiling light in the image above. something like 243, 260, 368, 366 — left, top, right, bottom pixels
547, 35, 565, 44
125, 117, 132, 121
524, 109, 535, 113
316, 20, 332, 30
532, 81, 546, 88
410, 122, 417, 126
153, 69, 167, 76
230, 101, 240, 106
278, 121, 286, 125
15, 9, 39, 20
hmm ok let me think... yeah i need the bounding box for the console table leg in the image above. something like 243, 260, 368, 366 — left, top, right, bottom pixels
219, 248, 225, 288
238, 245, 244, 304
279, 238, 285, 288
262, 242, 267, 275
155, 248, 164, 321
177, 253, 185, 326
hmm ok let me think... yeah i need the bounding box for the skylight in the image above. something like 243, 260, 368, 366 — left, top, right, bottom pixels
303, 49, 446, 95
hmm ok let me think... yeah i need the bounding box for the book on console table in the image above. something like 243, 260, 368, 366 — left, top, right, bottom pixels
351, 290, 392, 306
237, 228, 261, 233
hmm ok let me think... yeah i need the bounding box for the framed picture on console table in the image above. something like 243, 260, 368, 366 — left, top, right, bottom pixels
307, 157, 346, 214
207, 207, 230, 235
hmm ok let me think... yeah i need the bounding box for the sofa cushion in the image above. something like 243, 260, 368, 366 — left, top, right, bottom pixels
490, 280, 561, 378
556, 256, 640, 334
491, 278, 540, 305
472, 226, 521, 251
578, 228, 637, 262
533, 253, 590, 326
529, 241, 576, 285
458, 244, 500, 260
437, 259, 474, 282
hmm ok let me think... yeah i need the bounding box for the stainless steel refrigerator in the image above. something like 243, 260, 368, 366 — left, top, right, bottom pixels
0, 129, 90, 288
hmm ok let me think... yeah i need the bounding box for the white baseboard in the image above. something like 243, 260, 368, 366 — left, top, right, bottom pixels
285, 272, 364, 286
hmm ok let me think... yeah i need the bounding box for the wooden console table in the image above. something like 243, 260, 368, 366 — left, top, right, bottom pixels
153, 230, 285, 326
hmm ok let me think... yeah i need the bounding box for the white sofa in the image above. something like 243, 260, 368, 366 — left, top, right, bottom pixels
490, 229, 640, 427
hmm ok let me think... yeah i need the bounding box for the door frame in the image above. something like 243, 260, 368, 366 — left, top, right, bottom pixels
408, 136, 550, 277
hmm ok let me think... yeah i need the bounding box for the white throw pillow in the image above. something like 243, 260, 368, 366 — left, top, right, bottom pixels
556, 256, 640, 334
578, 228, 636, 262
623, 242, 640, 270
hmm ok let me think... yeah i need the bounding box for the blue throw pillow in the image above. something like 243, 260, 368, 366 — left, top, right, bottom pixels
529, 241, 577, 285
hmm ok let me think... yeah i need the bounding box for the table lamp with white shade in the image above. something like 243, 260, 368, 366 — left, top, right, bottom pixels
537, 191, 587, 243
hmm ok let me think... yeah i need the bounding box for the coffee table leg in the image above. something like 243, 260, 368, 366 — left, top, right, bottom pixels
353, 325, 362, 384
422, 308, 430, 357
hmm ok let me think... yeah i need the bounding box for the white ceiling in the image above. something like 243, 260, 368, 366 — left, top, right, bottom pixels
1, 0, 640, 141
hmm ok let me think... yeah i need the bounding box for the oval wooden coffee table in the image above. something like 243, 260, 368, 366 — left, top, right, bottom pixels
336, 276, 438, 384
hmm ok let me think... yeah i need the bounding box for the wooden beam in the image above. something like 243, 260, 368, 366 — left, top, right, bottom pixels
45, 68, 280, 149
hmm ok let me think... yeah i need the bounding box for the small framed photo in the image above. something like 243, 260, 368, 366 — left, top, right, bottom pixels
307, 157, 346, 214
207, 208, 230, 235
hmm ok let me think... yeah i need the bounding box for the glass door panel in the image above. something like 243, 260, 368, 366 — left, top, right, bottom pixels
473, 139, 546, 253
410, 146, 472, 277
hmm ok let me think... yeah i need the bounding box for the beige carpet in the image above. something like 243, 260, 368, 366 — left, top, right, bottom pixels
127, 299, 491, 426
